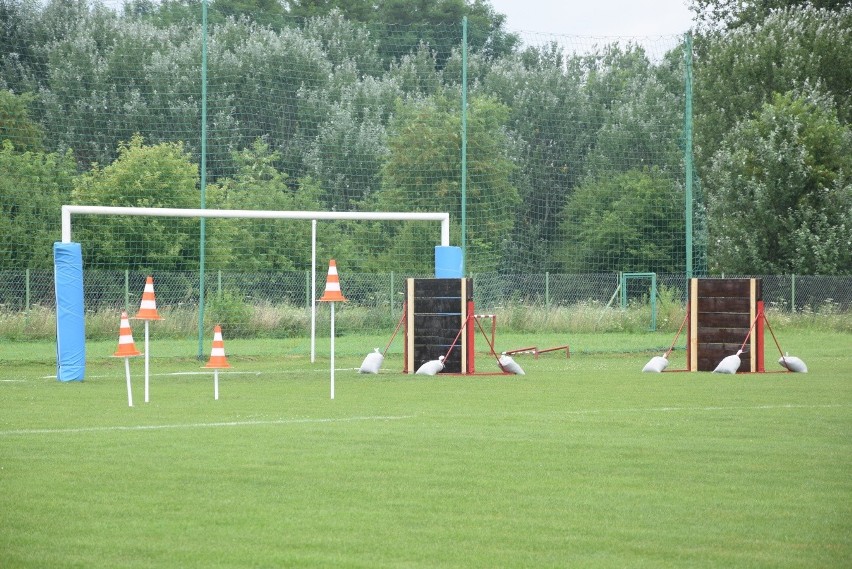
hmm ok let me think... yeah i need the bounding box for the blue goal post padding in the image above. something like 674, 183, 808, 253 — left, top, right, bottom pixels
435, 246, 463, 278
54, 242, 86, 382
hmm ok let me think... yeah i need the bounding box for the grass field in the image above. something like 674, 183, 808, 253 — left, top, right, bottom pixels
1, 329, 850, 568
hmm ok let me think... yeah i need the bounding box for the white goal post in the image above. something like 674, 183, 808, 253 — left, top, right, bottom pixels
60, 205, 451, 363
61, 205, 450, 244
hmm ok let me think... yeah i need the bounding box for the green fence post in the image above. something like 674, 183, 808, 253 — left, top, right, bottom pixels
460, 16, 468, 275
390, 271, 395, 315
217, 270, 222, 298
124, 269, 129, 312
25, 268, 30, 314
791, 274, 796, 313
650, 273, 657, 331
197, 0, 209, 360
545, 271, 550, 307
684, 32, 694, 280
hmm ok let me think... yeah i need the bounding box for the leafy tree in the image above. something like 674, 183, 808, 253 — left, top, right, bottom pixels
211, 0, 287, 26
689, 0, 849, 32
583, 62, 683, 177
123, 0, 290, 30
206, 20, 333, 180
372, 0, 516, 68
0, 89, 42, 151
0, 0, 44, 93
559, 167, 685, 274
71, 134, 205, 270
37, 10, 165, 166
705, 89, 852, 275
694, 6, 852, 169
379, 94, 517, 273
286, 0, 518, 67
303, 101, 389, 211
283, 0, 375, 22
476, 44, 590, 272
301, 10, 382, 76
385, 42, 446, 98
477, 41, 684, 273
122, 0, 200, 28
213, 138, 356, 270
0, 140, 76, 269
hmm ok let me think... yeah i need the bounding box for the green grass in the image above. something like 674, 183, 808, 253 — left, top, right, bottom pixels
1, 329, 850, 568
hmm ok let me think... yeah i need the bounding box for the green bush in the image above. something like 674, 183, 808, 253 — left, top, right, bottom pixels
205, 291, 253, 337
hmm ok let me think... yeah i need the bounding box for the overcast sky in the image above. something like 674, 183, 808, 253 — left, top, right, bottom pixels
488, 0, 694, 37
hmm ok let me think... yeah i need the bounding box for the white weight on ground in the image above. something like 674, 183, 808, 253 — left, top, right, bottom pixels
713, 350, 743, 374
642, 355, 669, 373
778, 353, 807, 373
358, 348, 384, 374
498, 353, 525, 375
415, 355, 445, 376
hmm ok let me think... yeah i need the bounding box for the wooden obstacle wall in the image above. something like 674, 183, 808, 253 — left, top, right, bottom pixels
405, 278, 473, 374
688, 278, 764, 372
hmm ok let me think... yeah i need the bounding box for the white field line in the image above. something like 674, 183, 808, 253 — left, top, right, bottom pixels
36, 369, 362, 380
2, 404, 845, 437
159, 371, 263, 376
0, 415, 416, 436
38, 371, 264, 380
435, 403, 848, 420
583, 403, 847, 414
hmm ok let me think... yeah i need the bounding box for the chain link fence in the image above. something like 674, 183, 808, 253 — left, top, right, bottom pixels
3, 270, 849, 314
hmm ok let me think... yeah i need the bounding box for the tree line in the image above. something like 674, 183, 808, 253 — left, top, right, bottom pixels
1, 0, 849, 275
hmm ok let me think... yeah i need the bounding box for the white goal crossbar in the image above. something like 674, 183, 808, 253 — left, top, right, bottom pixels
60, 205, 451, 362
61, 205, 450, 244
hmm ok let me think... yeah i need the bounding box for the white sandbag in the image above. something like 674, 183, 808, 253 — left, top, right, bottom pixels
713, 350, 742, 374
415, 355, 445, 376
642, 355, 669, 373
358, 348, 384, 374
778, 353, 807, 373
498, 353, 525, 375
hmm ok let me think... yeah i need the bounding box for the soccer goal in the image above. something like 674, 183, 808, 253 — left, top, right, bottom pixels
55, 205, 451, 381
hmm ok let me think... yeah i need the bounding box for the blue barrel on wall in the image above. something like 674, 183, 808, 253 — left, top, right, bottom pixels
54, 242, 86, 381
435, 246, 463, 278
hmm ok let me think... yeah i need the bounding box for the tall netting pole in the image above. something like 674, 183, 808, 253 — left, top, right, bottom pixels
460, 16, 468, 275
684, 32, 694, 280
198, 0, 209, 359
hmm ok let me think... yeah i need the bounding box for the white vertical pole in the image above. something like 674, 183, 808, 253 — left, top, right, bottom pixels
214, 369, 219, 400
144, 320, 150, 403
311, 219, 317, 363
330, 302, 335, 400
124, 357, 133, 407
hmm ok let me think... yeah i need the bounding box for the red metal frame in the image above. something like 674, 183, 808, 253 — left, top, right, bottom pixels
756, 300, 765, 372
466, 300, 476, 374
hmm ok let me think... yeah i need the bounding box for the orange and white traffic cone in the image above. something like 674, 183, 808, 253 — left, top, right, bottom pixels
113, 311, 141, 358
205, 325, 230, 400
205, 325, 231, 369
112, 311, 141, 407
319, 259, 347, 303
134, 276, 162, 321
